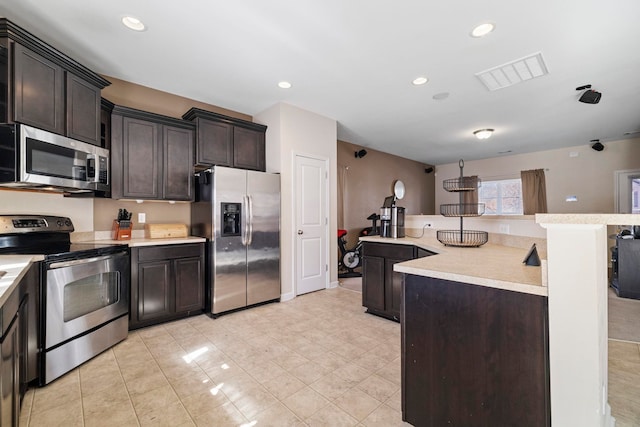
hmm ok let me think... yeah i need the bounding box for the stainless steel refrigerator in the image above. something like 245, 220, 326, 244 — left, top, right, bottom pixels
191, 166, 281, 315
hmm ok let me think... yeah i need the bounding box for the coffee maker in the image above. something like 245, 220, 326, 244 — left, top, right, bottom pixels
380, 180, 406, 238
391, 206, 405, 238
380, 203, 393, 238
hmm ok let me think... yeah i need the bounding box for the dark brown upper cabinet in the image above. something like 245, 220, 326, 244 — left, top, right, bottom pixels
0, 18, 110, 146
182, 108, 267, 172
111, 105, 195, 201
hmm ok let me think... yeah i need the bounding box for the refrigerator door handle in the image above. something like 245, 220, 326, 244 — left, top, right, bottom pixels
247, 194, 254, 246
241, 195, 248, 246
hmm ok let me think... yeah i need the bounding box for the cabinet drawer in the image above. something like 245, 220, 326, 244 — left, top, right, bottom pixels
136, 244, 203, 262
363, 242, 415, 260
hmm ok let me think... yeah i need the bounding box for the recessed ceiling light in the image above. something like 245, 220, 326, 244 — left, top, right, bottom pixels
412, 77, 428, 86
278, 81, 292, 89
473, 129, 494, 140
470, 22, 495, 38
122, 16, 146, 31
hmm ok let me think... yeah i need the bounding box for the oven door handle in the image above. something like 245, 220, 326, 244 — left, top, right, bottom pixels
48, 253, 125, 269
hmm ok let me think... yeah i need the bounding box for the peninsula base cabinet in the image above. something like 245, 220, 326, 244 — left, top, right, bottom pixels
130, 244, 204, 329
362, 241, 433, 321
401, 274, 550, 427
0, 263, 39, 427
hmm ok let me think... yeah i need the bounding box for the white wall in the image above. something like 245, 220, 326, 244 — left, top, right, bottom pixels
0, 190, 94, 232
254, 103, 338, 300
435, 137, 640, 213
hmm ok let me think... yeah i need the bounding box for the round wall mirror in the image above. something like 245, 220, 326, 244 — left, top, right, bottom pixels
394, 180, 405, 200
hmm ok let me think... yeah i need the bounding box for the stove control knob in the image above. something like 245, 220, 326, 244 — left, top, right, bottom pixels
65, 219, 72, 227
57, 220, 63, 227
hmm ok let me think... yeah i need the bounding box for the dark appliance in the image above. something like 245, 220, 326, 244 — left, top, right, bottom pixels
192, 166, 280, 315
0, 215, 129, 384
0, 123, 109, 193
611, 230, 640, 300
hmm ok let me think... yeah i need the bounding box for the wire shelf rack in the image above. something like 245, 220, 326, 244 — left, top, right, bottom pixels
437, 230, 489, 247
440, 203, 486, 217
442, 176, 481, 192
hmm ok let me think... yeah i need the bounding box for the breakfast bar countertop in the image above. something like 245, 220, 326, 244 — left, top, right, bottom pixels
0, 255, 43, 306
360, 234, 547, 296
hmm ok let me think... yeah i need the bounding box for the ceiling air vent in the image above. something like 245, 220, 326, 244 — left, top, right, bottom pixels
475, 52, 549, 91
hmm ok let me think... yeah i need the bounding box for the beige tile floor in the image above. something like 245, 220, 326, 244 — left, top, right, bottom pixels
18, 286, 640, 427
19, 288, 409, 427
608, 340, 640, 427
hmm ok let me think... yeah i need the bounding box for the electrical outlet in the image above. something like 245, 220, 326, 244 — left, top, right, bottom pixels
138, 213, 146, 224
499, 224, 510, 234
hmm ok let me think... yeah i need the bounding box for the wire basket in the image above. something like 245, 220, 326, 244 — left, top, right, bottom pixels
442, 176, 481, 192
437, 230, 488, 247
440, 203, 485, 217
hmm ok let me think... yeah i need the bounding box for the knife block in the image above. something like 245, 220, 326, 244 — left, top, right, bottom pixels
112, 220, 133, 240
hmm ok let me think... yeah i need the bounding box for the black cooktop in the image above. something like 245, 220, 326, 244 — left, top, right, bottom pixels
0, 215, 128, 261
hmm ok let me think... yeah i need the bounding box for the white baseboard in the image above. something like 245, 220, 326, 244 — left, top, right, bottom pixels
280, 291, 295, 302
328, 280, 339, 289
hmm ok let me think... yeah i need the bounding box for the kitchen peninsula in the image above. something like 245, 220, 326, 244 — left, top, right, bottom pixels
377, 213, 634, 427
361, 233, 549, 426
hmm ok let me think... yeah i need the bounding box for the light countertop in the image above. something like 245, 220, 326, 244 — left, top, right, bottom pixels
361, 235, 547, 296
83, 236, 207, 247
0, 255, 43, 306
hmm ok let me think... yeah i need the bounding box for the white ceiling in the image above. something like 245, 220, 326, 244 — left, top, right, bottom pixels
1, 0, 639, 165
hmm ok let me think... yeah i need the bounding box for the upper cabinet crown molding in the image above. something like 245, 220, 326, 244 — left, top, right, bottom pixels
114, 105, 195, 130
182, 107, 267, 133
0, 18, 110, 89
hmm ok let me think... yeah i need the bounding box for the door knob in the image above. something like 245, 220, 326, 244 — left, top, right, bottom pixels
297, 230, 303, 235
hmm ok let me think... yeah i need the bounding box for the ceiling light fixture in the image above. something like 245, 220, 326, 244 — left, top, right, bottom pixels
470, 22, 495, 38
412, 77, 428, 86
278, 81, 292, 89
432, 92, 450, 100
122, 16, 146, 31
473, 129, 494, 140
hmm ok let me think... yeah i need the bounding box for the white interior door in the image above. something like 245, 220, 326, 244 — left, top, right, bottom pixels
295, 155, 327, 295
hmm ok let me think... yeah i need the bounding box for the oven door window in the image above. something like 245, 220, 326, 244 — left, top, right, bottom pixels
63, 272, 120, 322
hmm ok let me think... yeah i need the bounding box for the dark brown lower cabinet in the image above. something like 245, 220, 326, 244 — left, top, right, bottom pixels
402, 275, 550, 427
130, 243, 204, 329
362, 242, 433, 321
0, 262, 38, 427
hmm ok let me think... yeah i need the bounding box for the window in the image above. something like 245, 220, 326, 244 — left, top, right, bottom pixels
478, 179, 523, 215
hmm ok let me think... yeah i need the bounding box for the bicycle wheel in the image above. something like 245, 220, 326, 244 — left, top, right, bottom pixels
343, 251, 360, 269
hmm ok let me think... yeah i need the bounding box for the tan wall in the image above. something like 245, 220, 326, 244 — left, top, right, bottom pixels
337, 140, 435, 248
95, 76, 251, 231
435, 137, 640, 214
101, 75, 251, 121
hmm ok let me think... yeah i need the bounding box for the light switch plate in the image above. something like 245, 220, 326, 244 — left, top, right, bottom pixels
138, 213, 146, 223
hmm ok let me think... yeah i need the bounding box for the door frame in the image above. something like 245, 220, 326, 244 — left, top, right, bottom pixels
614, 169, 640, 213
293, 152, 330, 296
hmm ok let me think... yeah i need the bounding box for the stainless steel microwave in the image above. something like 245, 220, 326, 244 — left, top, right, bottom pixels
0, 123, 109, 193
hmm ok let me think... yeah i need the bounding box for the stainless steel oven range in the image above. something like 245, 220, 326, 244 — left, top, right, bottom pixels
0, 215, 129, 385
